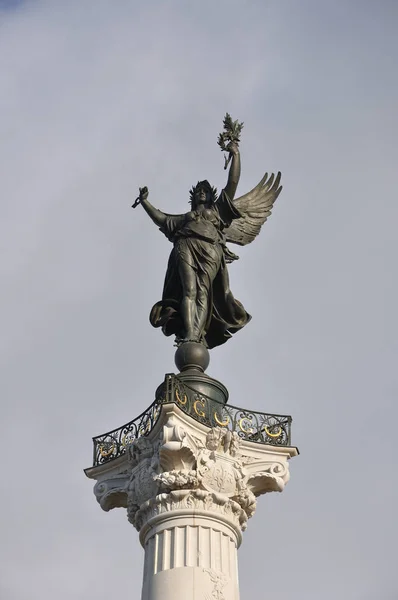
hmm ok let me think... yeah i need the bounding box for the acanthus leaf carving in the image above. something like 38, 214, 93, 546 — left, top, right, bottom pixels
131, 489, 249, 532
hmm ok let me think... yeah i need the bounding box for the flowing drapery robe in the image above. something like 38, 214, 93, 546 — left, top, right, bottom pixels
149, 192, 251, 348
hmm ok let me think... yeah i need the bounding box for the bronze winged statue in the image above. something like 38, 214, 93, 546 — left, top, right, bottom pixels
133, 114, 282, 350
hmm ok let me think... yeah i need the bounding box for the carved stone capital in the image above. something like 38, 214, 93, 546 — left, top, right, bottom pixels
86, 404, 296, 541
123, 414, 292, 539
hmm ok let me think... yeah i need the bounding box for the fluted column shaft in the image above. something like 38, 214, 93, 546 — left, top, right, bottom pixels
141, 515, 239, 600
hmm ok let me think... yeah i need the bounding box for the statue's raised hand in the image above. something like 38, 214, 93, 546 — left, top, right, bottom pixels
132, 186, 148, 208
139, 186, 148, 200
226, 141, 239, 156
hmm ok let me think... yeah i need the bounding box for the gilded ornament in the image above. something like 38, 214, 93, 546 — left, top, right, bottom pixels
193, 398, 206, 418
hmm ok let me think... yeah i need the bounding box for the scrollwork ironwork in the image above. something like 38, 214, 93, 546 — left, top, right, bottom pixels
91, 374, 292, 466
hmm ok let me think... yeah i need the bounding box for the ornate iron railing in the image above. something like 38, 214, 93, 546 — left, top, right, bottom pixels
91, 374, 292, 466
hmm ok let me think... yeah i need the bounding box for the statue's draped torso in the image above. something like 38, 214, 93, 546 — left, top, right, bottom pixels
161, 207, 222, 244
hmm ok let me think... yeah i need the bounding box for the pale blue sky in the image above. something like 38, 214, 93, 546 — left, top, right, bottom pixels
1, 1, 397, 599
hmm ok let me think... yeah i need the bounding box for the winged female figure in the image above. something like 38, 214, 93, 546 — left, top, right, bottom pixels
134, 115, 282, 349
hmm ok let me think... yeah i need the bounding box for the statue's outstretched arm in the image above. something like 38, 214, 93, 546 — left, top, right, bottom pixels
134, 187, 167, 227
223, 142, 241, 201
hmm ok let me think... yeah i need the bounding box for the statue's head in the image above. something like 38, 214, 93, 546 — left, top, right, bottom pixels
189, 180, 218, 209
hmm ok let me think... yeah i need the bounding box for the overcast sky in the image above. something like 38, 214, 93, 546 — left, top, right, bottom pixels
1, 1, 397, 599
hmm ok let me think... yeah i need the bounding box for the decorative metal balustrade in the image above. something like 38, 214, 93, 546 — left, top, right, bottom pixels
91, 374, 292, 466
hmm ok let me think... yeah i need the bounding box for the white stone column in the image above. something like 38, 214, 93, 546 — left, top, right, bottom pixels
140, 515, 239, 600
86, 402, 297, 600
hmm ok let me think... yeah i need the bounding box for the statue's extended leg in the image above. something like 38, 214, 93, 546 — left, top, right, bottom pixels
178, 262, 197, 341
193, 289, 208, 343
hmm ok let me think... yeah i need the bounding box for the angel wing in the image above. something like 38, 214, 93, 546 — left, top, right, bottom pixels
224, 172, 282, 246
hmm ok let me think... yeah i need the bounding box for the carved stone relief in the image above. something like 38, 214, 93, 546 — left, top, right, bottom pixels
204, 568, 229, 600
